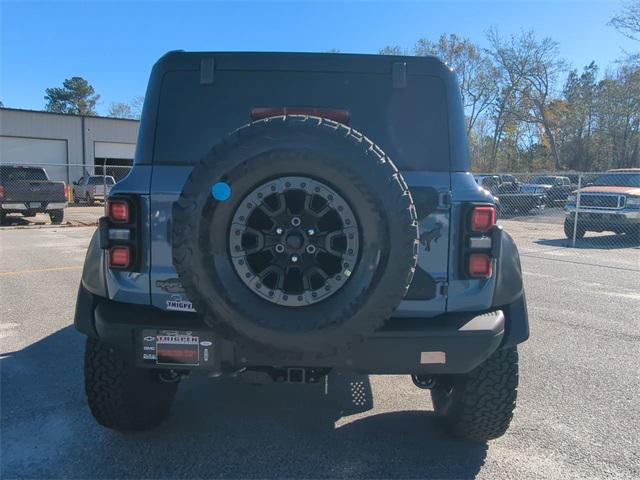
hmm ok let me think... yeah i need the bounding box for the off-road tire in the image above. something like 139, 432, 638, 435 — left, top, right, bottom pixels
49, 209, 64, 224
564, 217, 585, 240
84, 338, 178, 431
431, 347, 519, 442
173, 115, 418, 357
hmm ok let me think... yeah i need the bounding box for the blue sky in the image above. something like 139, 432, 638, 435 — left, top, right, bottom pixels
1, 0, 637, 115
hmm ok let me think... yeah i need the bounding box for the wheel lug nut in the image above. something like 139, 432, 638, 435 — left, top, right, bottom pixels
307, 228, 315, 236
275, 227, 284, 235
306, 245, 316, 254
275, 244, 285, 253
291, 217, 301, 227
291, 255, 299, 263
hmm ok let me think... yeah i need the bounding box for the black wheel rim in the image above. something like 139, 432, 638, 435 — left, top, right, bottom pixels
229, 176, 360, 307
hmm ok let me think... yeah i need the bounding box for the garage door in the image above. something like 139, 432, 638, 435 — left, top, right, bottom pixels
0, 136, 68, 182
94, 141, 135, 160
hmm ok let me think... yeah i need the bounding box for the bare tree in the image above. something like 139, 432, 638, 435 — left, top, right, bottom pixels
108, 102, 133, 119
609, 0, 640, 41
378, 46, 407, 55
487, 30, 565, 169
107, 96, 144, 120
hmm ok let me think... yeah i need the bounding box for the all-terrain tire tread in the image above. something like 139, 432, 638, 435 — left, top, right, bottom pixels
432, 347, 519, 442
84, 338, 177, 431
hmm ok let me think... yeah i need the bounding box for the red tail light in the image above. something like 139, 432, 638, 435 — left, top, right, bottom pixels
63, 183, 69, 200
0, 185, 4, 199
108, 200, 129, 223
108, 246, 131, 268
468, 253, 493, 278
470, 206, 495, 232
251, 107, 350, 124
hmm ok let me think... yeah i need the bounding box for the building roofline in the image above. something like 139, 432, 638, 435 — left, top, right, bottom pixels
0, 107, 140, 123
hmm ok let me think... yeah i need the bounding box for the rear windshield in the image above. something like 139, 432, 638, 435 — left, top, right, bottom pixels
153, 70, 450, 171
88, 176, 114, 185
0, 167, 48, 181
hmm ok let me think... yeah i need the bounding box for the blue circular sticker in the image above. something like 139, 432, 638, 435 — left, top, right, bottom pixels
211, 182, 231, 201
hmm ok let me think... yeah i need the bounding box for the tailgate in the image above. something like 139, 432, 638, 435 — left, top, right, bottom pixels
3, 181, 66, 203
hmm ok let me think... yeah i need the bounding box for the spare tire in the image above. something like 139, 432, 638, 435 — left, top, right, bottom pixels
172, 116, 418, 357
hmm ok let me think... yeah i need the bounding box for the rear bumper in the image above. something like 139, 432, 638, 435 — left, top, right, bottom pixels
1, 202, 67, 212
75, 283, 510, 375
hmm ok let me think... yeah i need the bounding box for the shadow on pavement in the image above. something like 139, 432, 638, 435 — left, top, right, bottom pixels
535, 233, 640, 250
1, 326, 487, 479
0, 215, 36, 227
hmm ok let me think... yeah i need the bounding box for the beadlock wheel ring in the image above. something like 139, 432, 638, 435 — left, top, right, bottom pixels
228, 176, 360, 307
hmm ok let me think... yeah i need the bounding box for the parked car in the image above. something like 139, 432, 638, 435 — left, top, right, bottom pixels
475, 174, 546, 214
72, 175, 115, 204
0, 165, 68, 224
564, 169, 640, 240
75, 51, 529, 442
521, 175, 574, 205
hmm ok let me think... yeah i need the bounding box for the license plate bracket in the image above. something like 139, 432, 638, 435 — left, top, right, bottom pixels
141, 329, 215, 368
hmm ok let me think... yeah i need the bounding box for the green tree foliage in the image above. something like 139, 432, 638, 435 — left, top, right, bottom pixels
44, 77, 100, 115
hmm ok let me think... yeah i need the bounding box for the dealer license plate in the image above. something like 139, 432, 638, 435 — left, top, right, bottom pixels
141, 329, 214, 367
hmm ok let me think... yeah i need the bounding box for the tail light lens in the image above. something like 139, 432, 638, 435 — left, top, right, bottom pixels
100, 195, 139, 272
63, 183, 69, 201
0, 185, 4, 199
468, 253, 493, 278
108, 199, 129, 223
108, 246, 131, 269
470, 206, 495, 232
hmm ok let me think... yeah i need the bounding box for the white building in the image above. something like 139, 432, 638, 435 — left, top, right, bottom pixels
0, 108, 139, 183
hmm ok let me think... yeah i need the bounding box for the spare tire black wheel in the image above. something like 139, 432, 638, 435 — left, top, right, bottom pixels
173, 116, 418, 357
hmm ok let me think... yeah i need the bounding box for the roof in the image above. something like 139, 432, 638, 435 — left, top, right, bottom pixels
152, 50, 452, 77
0, 107, 140, 123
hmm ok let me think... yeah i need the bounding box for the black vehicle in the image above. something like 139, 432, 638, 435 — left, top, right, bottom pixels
0, 165, 68, 224
475, 174, 546, 214
523, 175, 574, 205
74, 52, 529, 442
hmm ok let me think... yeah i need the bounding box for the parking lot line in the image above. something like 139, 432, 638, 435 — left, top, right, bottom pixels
0, 265, 83, 276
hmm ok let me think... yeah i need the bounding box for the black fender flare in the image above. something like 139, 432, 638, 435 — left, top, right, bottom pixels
492, 228, 529, 348
74, 229, 107, 337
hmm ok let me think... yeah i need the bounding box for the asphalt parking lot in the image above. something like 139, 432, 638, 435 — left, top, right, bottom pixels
1, 221, 639, 479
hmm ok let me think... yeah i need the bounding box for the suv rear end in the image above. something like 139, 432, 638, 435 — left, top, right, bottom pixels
75, 52, 528, 441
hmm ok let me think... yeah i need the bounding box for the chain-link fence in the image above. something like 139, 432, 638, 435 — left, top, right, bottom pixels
2, 163, 639, 250
0, 163, 132, 227
476, 171, 640, 249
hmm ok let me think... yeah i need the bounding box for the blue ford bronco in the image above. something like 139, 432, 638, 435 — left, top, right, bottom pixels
75, 51, 529, 441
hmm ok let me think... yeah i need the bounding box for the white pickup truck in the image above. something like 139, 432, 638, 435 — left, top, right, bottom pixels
72, 175, 115, 204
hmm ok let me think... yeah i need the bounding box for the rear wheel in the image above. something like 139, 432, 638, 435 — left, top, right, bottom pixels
431, 347, 519, 442
49, 209, 64, 224
84, 338, 178, 431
